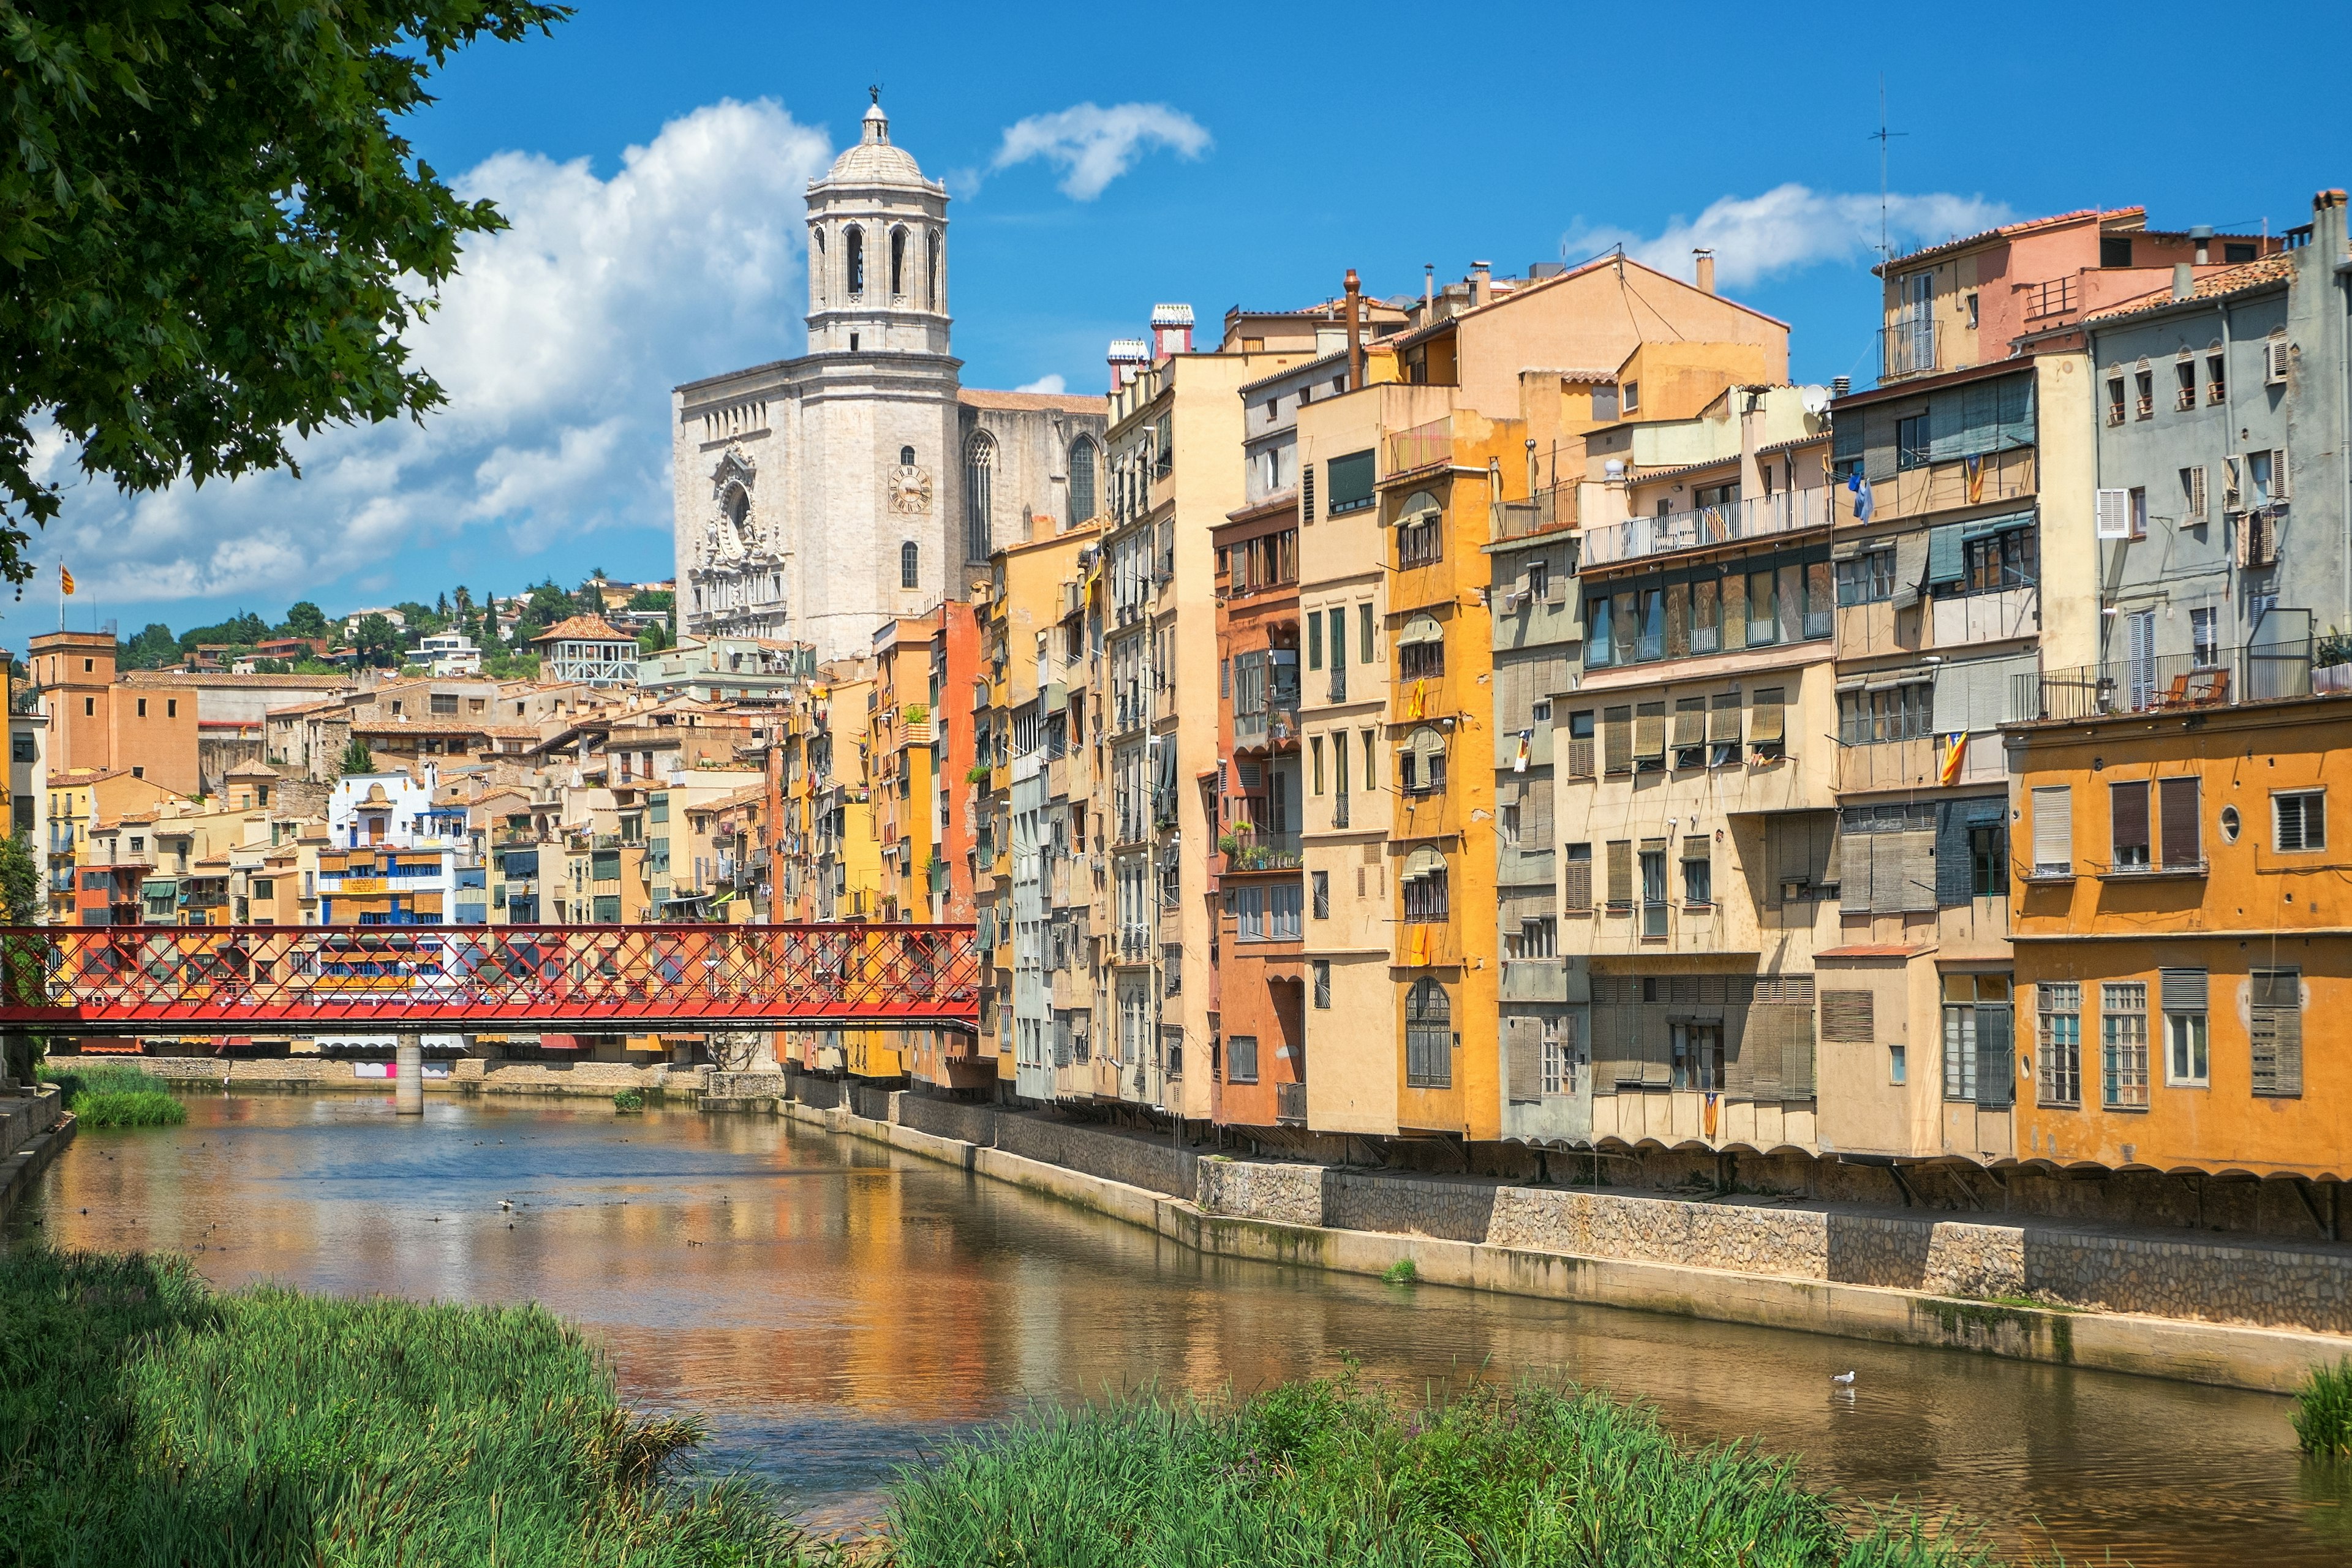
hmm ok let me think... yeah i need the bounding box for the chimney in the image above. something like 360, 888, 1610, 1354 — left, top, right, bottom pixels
1106, 337, 1149, 392
1149, 303, 1194, 359
1830, 375, 1852, 399
1423, 263, 1434, 314
1344, 269, 1364, 391
2316, 189, 2350, 268
2188, 224, 2214, 266
2171, 263, 2194, 302
1693, 248, 1716, 295
1469, 260, 1491, 309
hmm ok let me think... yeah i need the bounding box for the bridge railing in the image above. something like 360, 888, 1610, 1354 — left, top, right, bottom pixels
0, 923, 982, 1035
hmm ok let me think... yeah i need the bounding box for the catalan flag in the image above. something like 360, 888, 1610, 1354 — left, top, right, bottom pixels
58, 564, 74, 595
1939, 730, 1968, 786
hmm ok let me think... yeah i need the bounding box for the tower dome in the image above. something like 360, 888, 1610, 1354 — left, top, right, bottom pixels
805, 95, 950, 357
821, 99, 929, 188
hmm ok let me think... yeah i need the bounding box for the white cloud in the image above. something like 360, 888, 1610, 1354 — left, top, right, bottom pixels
1564, 184, 2013, 289
990, 102, 1210, 201
37, 97, 831, 609
1013, 374, 1068, 395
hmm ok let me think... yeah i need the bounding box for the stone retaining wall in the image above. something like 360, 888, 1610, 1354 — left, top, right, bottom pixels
1197, 1159, 1322, 1227
703, 1071, 788, 1101
786, 1071, 845, 1110
892, 1092, 998, 1147
0, 1085, 61, 1161
992, 1113, 1197, 1199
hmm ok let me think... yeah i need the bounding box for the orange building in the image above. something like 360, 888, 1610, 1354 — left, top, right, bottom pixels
2007, 680, 2350, 1182
28, 631, 200, 796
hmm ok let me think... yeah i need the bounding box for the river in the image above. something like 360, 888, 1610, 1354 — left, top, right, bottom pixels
10, 1093, 2348, 1563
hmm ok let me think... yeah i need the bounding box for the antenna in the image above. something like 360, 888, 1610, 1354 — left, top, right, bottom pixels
1869, 75, 1909, 266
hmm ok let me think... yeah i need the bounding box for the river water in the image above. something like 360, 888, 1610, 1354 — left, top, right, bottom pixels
11, 1093, 2349, 1563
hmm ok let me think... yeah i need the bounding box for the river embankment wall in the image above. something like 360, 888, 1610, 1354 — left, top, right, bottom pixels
0, 1084, 73, 1219
773, 1077, 2352, 1393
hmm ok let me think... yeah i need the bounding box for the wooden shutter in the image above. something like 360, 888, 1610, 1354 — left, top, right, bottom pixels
1604, 706, 1633, 774
1640, 1004, 1673, 1085
2224, 454, 2242, 512
1869, 825, 1908, 913
1735, 1005, 1782, 1099
1683, 834, 1711, 893
2160, 777, 2201, 867
2185, 464, 2207, 519
1783, 998, 1818, 1099
1934, 801, 1973, 905
1890, 530, 1929, 610
1673, 696, 1706, 750
1567, 735, 1595, 777
1506, 1014, 1543, 1102
2274, 445, 2291, 501
1522, 780, 1556, 848
1749, 688, 1786, 745
2251, 970, 2303, 1098
1708, 692, 1742, 745
2030, 785, 2072, 873
1562, 854, 1592, 911
2110, 781, 2150, 865
2096, 488, 2131, 538
2159, 968, 2207, 1011
1634, 702, 1667, 761
1841, 830, 1876, 914
1606, 840, 1633, 910
1821, 989, 1875, 1042
1902, 821, 1938, 912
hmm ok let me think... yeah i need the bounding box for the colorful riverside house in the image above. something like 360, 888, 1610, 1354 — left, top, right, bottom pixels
1562, 388, 1838, 1159
1210, 363, 1306, 1131
2003, 677, 2348, 1184
870, 616, 940, 925
317, 770, 483, 925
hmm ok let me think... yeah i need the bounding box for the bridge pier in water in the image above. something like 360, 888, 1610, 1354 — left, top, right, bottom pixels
396, 1034, 423, 1115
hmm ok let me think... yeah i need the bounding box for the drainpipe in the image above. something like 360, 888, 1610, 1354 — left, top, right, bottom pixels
1344, 269, 1364, 391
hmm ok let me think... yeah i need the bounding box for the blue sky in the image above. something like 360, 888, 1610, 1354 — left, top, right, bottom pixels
26, 0, 2350, 647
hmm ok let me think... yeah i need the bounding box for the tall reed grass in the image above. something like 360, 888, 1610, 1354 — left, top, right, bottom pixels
879, 1373, 2005, 1568
37, 1061, 188, 1127
2295, 1356, 2352, 1458
0, 1248, 813, 1567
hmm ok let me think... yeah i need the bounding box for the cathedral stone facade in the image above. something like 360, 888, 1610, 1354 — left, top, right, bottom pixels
671, 99, 1107, 660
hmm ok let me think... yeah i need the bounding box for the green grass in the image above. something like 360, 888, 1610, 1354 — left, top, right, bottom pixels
37, 1062, 189, 1128
613, 1087, 647, 1113
878, 1373, 2003, 1567
2295, 1355, 2352, 1458
1378, 1257, 1418, 1285
0, 1248, 814, 1567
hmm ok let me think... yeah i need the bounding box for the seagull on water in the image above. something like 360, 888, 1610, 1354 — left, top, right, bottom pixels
1831, 1370, 1856, 1386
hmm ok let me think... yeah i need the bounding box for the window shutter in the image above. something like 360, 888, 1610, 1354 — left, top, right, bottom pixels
1635, 702, 1667, 761
1934, 801, 1973, 905
1302, 466, 1314, 522
2274, 446, 2291, 502
1562, 855, 1592, 911
1841, 830, 1876, 914
1782, 995, 1817, 1099
2030, 785, 2072, 873
1708, 692, 1742, 744
1749, 689, 1786, 745
1973, 1005, 2014, 1107
2223, 454, 2242, 512
1522, 780, 1556, 847
1673, 696, 1706, 749
1822, 989, 1875, 1042
1738, 1005, 1784, 1099
1606, 840, 1633, 910
1868, 824, 1908, 913
1926, 522, 1966, 584
2251, 970, 2303, 1097
2111, 781, 2150, 863
1901, 826, 1938, 912
1890, 530, 1929, 611
1641, 1003, 1674, 1086
2095, 488, 2132, 539
2159, 777, 2201, 867
2159, 968, 2207, 1012
1604, 706, 1633, 774
1506, 1014, 1543, 1102
2185, 465, 2207, 519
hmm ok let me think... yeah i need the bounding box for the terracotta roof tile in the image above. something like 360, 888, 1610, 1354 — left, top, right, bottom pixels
530, 613, 635, 644
2087, 253, 2297, 322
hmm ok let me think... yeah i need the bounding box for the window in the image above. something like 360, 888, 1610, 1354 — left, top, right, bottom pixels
2185, 605, 2221, 670
1542, 1016, 1573, 1096
83, 698, 94, 717
2134, 366, 2154, 420
2100, 982, 2149, 1109
2247, 448, 2276, 508
1591, 384, 1618, 420
1942, 973, 2014, 1107
1227, 1035, 1259, 1084
2106, 374, 2126, 426
431, 693, 459, 716
901, 540, 921, 589
1708, 693, 1741, 767
592, 894, 622, 923
1836, 549, 1894, 606
1970, 820, 2008, 897
2207, 350, 2226, 405
2127, 486, 2147, 538
964, 434, 995, 561
1632, 701, 1665, 772
1306, 611, 1322, 669
1621, 381, 1640, 413
2250, 968, 2304, 1098
2161, 968, 2209, 1087
1311, 870, 1329, 919
2030, 785, 2073, 876
1890, 1044, 1907, 1084
9, 734, 29, 763
1359, 602, 1375, 665
1680, 834, 1711, 906
1748, 688, 1785, 760
1505, 916, 1556, 959
1405, 978, 1452, 1088
926, 230, 941, 308
2174, 358, 2197, 412
1638, 842, 1668, 938
1565, 708, 1596, 778
900, 445, 916, 467
1896, 412, 1930, 471
888, 227, 906, 295
1327, 450, 1375, 515
1745, 570, 1777, 646
2037, 982, 2082, 1106
1270, 883, 1302, 940
1671, 696, 1706, 769
1398, 511, 1442, 567
1398, 614, 1445, 679
2159, 777, 2202, 869
2110, 780, 2149, 869
845, 225, 865, 295
136, 698, 146, 717
1965, 292, 1980, 330
1838, 681, 1935, 744
1068, 436, 1098, 526
1562, 842, 1593, 911
1671, 1021, 1725, 1090
2274, 790, 2325, 853
1399, 726, 1446, 796
1312, 960, 1330, 1009
2099, 235, 2134, 269
1401, 846, 1448, 922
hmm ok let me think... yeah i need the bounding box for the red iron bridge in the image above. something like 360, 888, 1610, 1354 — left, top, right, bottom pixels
0, 924, 981, 1037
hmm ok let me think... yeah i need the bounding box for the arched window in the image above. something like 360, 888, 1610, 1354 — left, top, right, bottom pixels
1405, 976, 1452, 1088
926, 230, 941, 309
889, 228, 907, 297
846, 226, 865, 297
1402, 846, 1449, 922
899, 445, 916, 467
723, 486, 750, 536
1398, 612, 1444, 680
901, 540, 921, 589
1067, 435, 1098, 527
965, 433, 995, 562
813, 229, 826, 303
1399, 725, 1446, 796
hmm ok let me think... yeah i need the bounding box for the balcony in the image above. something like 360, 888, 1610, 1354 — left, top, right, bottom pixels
1276, 1080, 1306, 1125
1385, 417, 1452, 476
1500, 957, 1570, 1004
1880, 316, 1941, 381
1579, 489, 1833, 571
1233, 687, 1301, 750
2022, 639, 2312, 725
1221, 827, 1302, 872
1491, 484, 1575, 541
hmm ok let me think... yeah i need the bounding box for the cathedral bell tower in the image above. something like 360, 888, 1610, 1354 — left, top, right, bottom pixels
804, 95, 951, 357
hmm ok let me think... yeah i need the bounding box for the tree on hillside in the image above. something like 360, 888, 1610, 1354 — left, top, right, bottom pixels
281, 601, 330, 643
514, 580, 578, 643
0, 3, 571, 587
0, 835, 39, 925
631, 589, 675, 616
120, 623, 179, 670
352, 612, 404, 668
339, 738, 377, 776
178, 612, 270, 653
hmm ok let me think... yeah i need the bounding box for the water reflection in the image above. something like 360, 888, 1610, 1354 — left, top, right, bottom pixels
13, 1095, 2346, 1564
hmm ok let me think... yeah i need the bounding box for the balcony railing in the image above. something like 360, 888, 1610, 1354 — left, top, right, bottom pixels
1880, 315, 1940, 380
1386, 417, 1452, 475
2021, 637, 2313, 725
1579, 489, 1833, 570
1491, 483, 1575, 540
1223, 828, 1302, 872
1233, 688, 1300, 748
1276, 1081, 1306, 1125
